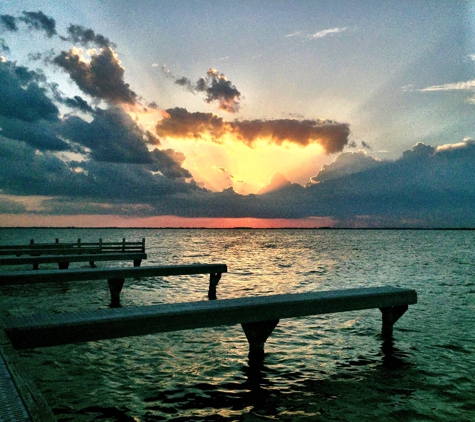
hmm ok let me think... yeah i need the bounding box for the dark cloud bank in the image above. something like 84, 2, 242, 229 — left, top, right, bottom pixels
1, 11, 475, 227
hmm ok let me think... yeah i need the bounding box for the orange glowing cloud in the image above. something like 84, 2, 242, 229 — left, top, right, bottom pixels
156, 107, 350, 154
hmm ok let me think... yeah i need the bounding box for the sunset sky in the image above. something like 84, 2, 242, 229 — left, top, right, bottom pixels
1, 1, 475, 228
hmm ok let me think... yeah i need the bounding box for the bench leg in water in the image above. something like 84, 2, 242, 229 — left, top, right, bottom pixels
208, 272, 222, 300
380, 305, 408, 338
133, 259, 142, 267
58, 262, 69, 270
108, 278, 125, 307
241, 319, 279, 360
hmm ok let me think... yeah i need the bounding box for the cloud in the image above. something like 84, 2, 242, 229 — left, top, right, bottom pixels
60, 24, 116, 48
230, 118, 350, 152
4, 10, 474, 227
257, 173, 292, 194
0, 195, 26, 213
60, 107, 191, 181
0, 134, 197, 203
156, 108, 351, 154
0, 10, 206, 216
196, 68, 241, 112
0, 39, 9, 53
163, 67, 241, 112
0, 59, 71, 151
0, 15, 18, 32
155, 107, 228, 141
53, 47, 137, 104
312, 27, 347, 38
1, 11, 56, 37
409, 79, 475, 103
310, 151, 382, 183
285, 27, 348, 40
0, 60, 58, 122
417, 80, 475, 92
19, 11, 57, 37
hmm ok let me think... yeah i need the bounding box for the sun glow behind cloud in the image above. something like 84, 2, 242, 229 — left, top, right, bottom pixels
158, 135, 327, 194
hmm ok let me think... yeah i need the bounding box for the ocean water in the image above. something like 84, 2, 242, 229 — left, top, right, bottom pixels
0, 228, 474, 421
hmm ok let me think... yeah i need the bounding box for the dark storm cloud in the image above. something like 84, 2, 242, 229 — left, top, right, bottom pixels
0, 196, 26, 214
19, 11, 57, 37
301, 140, 475, 225
0, 116, 69, 151
0, 11, 203, 213
164, 67, 241, 112
111, 140, 475, 225
148, 148, 192, 179
61, 107, 192, 179
0, 136, 199, 203
61, 24, 116, 48
196, 68, 241, 112
0, 10, 57, 38
0, 38, 9, 52
63, 107, 160, 164
230, 118, 350, 153
61, 95, 95, 113
53, 47, 137, 104
310, 151, 383, 183
4, 131, 475, 227
0, 60, 71, 150
156, 108, 351, 154
0, 15, 18, 32
156, 108, 228, 141
0, 60, 58, 122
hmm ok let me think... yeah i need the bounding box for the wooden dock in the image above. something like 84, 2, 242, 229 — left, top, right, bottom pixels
0, 327, 56, 421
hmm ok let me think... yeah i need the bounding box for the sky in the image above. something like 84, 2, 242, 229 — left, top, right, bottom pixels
1, 0, 475, 228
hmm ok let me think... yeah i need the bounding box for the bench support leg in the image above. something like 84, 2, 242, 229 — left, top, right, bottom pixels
133, 259, 142, 267
208, 273, 222, 300
379, 305, 408, 338
58, 262, 69, 270
89, 261, 96, 268
33, 263, 39, 270
108, 278, 125, 308
241, 319, 279, 360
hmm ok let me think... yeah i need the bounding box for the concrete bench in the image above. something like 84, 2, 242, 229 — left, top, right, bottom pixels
0, 252, 148, 270
2, 287, 417, 357
0, 264, 228, 306
0, 238, 146, 256
0, 246, 102, 256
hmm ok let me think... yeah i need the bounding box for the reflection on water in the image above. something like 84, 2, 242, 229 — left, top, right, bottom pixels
1, 228, 475, 420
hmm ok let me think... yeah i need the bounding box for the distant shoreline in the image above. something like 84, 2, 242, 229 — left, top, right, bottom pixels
0, 227, 474, 231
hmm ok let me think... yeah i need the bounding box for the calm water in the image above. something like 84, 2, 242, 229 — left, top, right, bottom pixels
0, 228, 474, 421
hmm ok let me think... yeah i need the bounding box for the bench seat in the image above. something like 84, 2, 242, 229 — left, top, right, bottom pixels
0, 252, 147, 270
0, 247, 102, 256
2, 286, 417, 351
0, 263, 228, 305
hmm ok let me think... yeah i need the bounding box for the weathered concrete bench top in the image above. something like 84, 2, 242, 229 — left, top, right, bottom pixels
0, 263, 227, 285
0, 252, 147, 265
0, 252, 148, 270
0, 329, 56, 421
0, 263, 228, 305
3, 286, 417, 350
0, 247, 102, 256
0, 238, 146, 256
